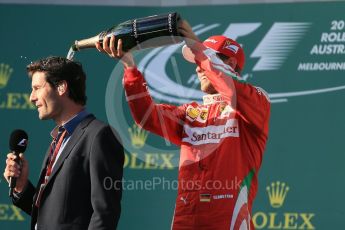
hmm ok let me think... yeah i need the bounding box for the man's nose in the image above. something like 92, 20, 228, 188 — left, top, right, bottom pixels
29, 91, 36, 103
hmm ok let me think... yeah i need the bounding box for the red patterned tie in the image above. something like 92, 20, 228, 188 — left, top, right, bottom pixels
35, 128, 67, 207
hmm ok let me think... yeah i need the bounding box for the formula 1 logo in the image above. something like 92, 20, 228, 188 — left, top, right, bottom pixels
17, 138, 28, 147
246, 23, 311, 71
137, 22, 345, 104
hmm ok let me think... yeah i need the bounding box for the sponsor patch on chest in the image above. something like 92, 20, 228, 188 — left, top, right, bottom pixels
218, 103, 234, 119
182, 119, 239, 145
186, 105, 209, 123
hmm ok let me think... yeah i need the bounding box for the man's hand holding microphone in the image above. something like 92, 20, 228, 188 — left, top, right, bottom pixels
3, 129, 29, 196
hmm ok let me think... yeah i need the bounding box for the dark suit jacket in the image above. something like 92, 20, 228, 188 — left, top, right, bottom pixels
13, 115, 124, 230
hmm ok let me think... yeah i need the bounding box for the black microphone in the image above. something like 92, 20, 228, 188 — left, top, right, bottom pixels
8, 129, 28, 197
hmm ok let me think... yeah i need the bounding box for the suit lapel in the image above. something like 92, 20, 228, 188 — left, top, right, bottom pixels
45, 115, 95, 187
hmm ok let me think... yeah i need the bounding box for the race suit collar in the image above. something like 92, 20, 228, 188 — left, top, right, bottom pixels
203, 94, 225, 105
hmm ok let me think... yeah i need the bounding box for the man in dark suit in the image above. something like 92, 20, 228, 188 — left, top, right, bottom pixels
3, 56, 124, 230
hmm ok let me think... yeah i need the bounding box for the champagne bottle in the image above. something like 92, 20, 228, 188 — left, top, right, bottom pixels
69, 12, 182, 54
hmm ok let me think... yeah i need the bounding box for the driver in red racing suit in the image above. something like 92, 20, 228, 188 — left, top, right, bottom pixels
97, 20, 270, 230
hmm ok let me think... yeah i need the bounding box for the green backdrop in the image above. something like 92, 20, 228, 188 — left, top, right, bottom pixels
1, 2, 345, 229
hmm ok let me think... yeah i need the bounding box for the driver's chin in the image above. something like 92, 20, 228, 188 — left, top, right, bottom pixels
38, 110, 51, 120
201, 84, 213, 94
38, 113, 49, 120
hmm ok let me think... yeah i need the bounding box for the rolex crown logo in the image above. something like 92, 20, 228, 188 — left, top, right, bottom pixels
128, 124, 148, 149
0, 63, 13, 88
266, 181, 289, 208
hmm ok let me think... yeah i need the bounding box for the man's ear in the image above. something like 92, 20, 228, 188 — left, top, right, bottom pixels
57, 81, 68, 96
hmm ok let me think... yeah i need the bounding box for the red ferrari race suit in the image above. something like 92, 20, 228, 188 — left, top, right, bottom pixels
123, 43, 271, 230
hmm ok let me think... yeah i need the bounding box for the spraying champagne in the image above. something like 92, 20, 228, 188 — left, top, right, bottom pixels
67, 12, 183, 60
